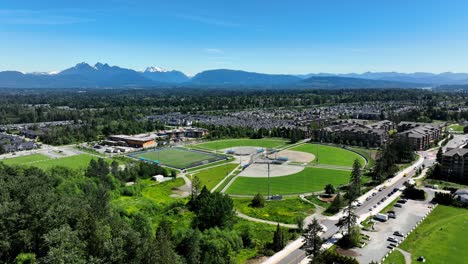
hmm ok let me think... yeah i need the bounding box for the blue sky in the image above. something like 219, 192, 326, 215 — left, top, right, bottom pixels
1, 0, 468, 75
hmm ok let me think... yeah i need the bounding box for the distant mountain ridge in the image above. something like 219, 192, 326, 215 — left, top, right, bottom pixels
0, 62, 467, 88
297, 72, 468, 85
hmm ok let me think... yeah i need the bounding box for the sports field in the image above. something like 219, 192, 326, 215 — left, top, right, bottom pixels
398, 205, 468, 264
193, 138, 288, 151
290, 144, 365, 167
447, 123, 464, 133
1, 153, 50, 165
226, 167, 351, 195
192, 163, 238, 190
1, 153, 98, 170
130, 147, 226, 169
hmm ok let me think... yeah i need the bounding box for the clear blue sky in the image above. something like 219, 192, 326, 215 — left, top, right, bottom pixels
1, 0, 468, 75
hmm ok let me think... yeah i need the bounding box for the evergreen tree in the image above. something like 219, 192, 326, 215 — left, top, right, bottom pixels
324, 184, 335, 196
154, 220, 179, 264
436, 148, 443, 163
303, 218, 324, 264
272, 224, 286, 252
251, 193, 265, 208
346, 159, 362, 201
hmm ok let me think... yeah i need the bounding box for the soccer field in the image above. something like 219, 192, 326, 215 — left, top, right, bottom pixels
290, 144, 365, 167
1, 153, 99, 170
398, 205, 468, 264
130, 147, 226, 169
226, 167, 351, 195
193, 138, 288, 151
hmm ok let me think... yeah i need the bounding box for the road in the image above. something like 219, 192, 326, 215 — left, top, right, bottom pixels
266, 147, 442, 264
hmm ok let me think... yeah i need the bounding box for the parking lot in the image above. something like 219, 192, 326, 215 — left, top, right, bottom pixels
354, 199, 432, 264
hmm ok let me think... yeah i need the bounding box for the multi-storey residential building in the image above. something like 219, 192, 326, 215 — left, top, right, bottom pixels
397, 122, 442, 150
441, 148, 468, 181
317, 119, 392, 147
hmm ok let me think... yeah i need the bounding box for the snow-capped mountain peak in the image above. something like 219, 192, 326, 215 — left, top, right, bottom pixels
145, 66, 168, 73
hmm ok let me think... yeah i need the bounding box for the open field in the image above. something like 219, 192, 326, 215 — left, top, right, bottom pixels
130, 147, 226, 169
1, 153, 51, 165
192, 138, 288, 151
112, 178, 187, 214
399, 205, 468, 264
191, 163, 238, 190
290, 144, 365, 167
233, 197, 315, 224
1, 153, 99, 170
227, 167, 351, 195
447, 123, 464, 133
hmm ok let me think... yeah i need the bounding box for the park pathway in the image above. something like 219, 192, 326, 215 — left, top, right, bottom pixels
235, 211, 298, 229
396, 248, 412, 264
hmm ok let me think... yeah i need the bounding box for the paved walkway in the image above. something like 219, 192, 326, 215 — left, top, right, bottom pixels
235, 211, 298, 229
396, 248, 412, 264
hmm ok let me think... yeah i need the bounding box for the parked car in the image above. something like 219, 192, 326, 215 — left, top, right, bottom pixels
395, 203, 403, 208
387, 237, 398, 243
393, 231, 403, 237
388, 213, 396, 219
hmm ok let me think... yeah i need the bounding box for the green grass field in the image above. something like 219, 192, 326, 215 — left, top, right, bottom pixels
290, 144, 365, 167
193, 138, 288, 151
131, 148, 225, 169
345, 147, 379, 168
1, 153, 51, 165
447, 124, 464, 133
398, 205, 468, 264
113, 178, 187, 214
191, 163, 238, 190
1, 153, 100, 170
226, 167, 351, 195
233, 197, 315, 224
383, 249, 405, 264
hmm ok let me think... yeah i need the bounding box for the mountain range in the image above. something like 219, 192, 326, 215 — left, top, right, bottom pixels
1, 62, 468, 89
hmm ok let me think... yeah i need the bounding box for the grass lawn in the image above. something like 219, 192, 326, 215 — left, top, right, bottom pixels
193, 138, 288, 151
186, 156, 235, 172
2, 153, 101, 170
345, 147, 379, 168
233, 197, 315, 224
447, 124, 464, 133
191, 163, 238, 190
226, 167, 351, 195
131, 147, 226, 169
383, 249, 405, 264
1, 153, 51, 165
290, 144, 365, 167
399, 205, 468, 264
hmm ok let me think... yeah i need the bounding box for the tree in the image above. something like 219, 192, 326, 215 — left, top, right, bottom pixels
153, 220, 180, 264
42, 225, 87, 264
346, 159, 362, 201
0, 144, 5, 155
337, 205, 358, 235
191, 176, 202, 198
303, 218, 324, 263
436, 147, 443, 163
171, 170, 177, 178
325, 192, 343, 214
177, 229, 202, 264
251, 193, 265, 208
272, 224, 286, 252
190, 187, 235, 230
324, 184, 335, 196
110, 160, 119, 175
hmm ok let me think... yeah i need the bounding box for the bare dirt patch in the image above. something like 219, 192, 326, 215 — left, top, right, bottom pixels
269, 150, 315, 163
224, 146, 261, 155
238, 163, 304, 177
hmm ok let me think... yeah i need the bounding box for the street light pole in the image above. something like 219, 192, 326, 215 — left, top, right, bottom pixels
267, 162, 270, 200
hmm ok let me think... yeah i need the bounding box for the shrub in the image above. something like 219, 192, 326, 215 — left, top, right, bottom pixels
251, 193, 265, 208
